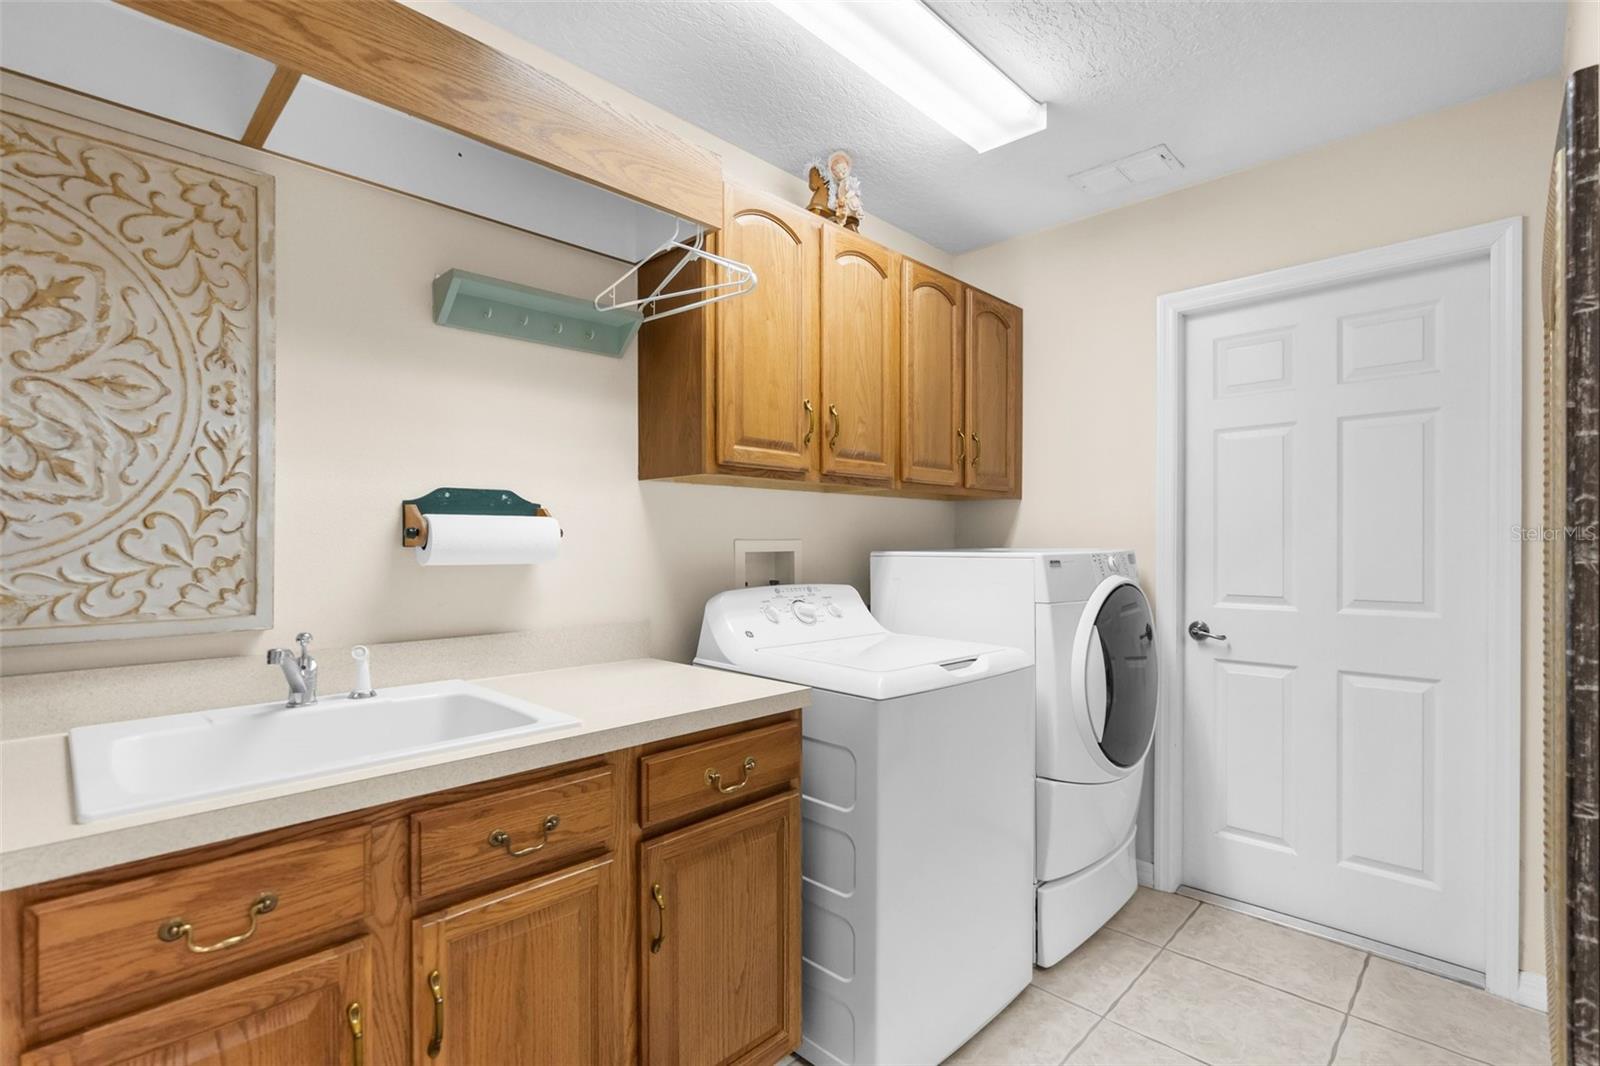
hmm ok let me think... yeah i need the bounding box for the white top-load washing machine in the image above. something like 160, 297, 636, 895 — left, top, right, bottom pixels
696, 584, 1034, 1066
871, 550, 1158, 967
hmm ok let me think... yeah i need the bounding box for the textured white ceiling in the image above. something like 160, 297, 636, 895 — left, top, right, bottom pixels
461, 0, 1564, 254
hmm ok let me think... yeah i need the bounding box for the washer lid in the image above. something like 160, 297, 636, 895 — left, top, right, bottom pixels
702, 632, 1030, 700
695, 584, 1030, 699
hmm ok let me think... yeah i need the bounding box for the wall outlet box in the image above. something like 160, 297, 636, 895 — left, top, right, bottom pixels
734, 539, 801, 588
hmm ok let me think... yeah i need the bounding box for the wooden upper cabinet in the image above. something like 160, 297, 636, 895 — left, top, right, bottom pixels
820, 226, 899, 482
901, 262, 966, 488
414, 858, 618, 1066
964, 288, 1022, 494
21, 938, 371, 1066
640, 792, 800, 1066
715, 186, 820, 474
635, 184, 1023, 498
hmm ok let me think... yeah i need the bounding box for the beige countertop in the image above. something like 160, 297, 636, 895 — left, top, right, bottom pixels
0, 658, 807, 891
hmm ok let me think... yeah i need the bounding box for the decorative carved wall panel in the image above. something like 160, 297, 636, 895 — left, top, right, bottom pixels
0, 96, 273, 645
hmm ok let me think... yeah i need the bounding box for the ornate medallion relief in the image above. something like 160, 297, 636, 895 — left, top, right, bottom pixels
1, 96, 273, 644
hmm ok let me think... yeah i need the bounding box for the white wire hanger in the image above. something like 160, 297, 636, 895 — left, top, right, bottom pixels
595, 218, 758, 323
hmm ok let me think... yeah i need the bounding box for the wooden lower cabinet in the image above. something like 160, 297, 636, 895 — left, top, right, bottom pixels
640, 793, 801, 1066
413, 858, 618, 1065
20, 937, 371, 1066
1, 713, 802, 1066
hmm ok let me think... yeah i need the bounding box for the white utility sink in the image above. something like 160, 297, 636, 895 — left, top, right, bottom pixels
68, 680, 579, 823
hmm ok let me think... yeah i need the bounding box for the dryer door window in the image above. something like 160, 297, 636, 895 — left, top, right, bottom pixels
1086, 582, 1158, 767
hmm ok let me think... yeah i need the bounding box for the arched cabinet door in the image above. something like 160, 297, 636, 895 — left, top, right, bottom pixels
964, 288, 1022, 495
715, 188, 820, 474
900, 262, 966, 488
821, 226, 899, 482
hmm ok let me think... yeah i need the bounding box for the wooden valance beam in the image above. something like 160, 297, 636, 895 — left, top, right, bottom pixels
119, 0, 723, 228
240, 66, 300, 148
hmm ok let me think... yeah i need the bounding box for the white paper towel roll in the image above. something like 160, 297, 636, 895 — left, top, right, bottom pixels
417, 514, 562, 566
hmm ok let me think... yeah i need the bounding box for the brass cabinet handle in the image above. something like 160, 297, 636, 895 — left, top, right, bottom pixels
971, 432, 982, 469
157, 892, 277, 953
347, 1002, 364, 1066
650, 882, 667, 954
487, 814, 560, 857
426, 969, 444, 1058
803, 399, 815, 446
956, 428, 966, 464
706, 756, 757, 794
827, 403, 840, 448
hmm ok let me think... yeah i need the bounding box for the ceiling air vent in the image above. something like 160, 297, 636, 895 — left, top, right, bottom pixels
1070, 144, 1184, 194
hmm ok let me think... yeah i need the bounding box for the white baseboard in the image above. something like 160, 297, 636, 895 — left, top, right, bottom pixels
1136, 859, 1154, 888
1517, 971, 1548, 1011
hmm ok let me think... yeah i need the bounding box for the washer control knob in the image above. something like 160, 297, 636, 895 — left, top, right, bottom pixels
827, 602, 843, 618
791, 600, 818, 624
761, 604, 781, 623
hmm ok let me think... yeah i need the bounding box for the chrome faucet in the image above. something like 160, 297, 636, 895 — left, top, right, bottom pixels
266, 632, 319, 707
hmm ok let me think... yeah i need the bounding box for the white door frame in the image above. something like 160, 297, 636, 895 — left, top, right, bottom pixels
1151, 218, 1524, 998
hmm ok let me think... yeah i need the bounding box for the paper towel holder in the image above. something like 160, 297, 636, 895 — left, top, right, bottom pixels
400, 487, 555, 548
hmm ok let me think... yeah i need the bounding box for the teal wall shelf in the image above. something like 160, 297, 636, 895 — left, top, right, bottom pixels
432, 269, 642, 358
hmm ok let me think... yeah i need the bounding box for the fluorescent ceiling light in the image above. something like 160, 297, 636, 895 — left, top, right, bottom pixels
769, 0, 1046, 153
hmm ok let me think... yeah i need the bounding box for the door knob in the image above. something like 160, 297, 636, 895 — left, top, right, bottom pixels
1188, 620, 1227, 642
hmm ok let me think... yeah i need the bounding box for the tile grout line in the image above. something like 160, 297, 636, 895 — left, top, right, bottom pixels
1057, 1014, 1103, 1065
1102, 944, 1168, 1017
1346, 953, 1373, 1014
1160, 941, 1362, 1015
1353, 1015, 1499, 1066
1152, 944, 1354, 1018
1057, 898, 1210, 1064
1325, 954, 1370, 1066
1089, 899, 1207, 1037
1029, 978, 1100, 1014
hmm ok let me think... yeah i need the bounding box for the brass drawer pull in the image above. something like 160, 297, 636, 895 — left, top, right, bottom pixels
157, 892, 277, 953
706, 756, 757, 794
956, 428, 966, 464
347, 1002, 364, 1066
971, 432, 982, 468
803, 399, 815, 447
828, 403, 840, 448
650, 882, 667, 954
487, 814, 560, 857
427, 969, 445, 1058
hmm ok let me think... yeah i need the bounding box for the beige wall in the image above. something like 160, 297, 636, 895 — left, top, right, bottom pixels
0, 75, 958, 678
1568, 0, 1599, 74
951, 77, 1563, 977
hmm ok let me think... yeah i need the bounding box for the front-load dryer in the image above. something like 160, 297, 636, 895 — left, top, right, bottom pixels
696, 584, 1034, 1065
870, 550, 1158, 967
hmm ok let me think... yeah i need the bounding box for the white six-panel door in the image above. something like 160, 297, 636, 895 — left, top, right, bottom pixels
1180, 254, 1493, 971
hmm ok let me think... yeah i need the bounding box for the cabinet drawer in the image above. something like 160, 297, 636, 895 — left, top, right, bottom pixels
640, 721, 801, 829
413, 767, 615, 899
24, 825, 370, 1020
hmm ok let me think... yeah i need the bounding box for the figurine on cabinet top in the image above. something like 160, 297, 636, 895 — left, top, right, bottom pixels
804, 150, 863, 231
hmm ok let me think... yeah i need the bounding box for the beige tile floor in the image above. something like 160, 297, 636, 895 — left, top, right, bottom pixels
788, 887, 1549, 1066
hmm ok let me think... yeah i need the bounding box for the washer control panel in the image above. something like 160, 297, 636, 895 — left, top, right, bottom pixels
706, 584, 880, 645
